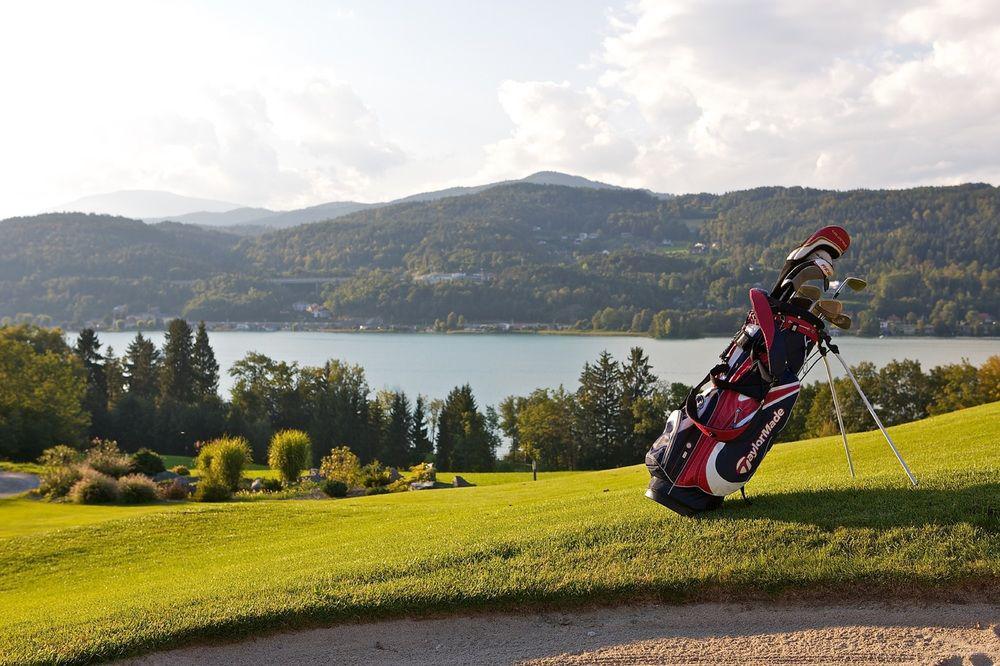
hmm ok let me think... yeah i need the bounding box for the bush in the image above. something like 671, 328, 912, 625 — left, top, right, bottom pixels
196, 437, 252, 491
194, 477, 231, 502
170, 465, 190, 476
360, 460, 391, 488
387, 478, 411, 493
267, 430, 312, 485
365, 485, 389, 496
38, 465, 83, 498
161, 479, 190, 500
320, 446, 362, 486
322, 479, 348, 498
37, 445, 82, 469
85, 439, 132, 478
130, 448, 165, 477
262, 478, 283, 492
118, 474, 160, 503
409, 462, 436, 483
69, 471, 119, 504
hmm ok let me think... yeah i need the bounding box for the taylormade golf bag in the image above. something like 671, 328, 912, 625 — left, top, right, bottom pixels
645, 226, 851, 516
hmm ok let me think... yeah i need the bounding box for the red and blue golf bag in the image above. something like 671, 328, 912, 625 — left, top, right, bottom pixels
645, 226, 851, 516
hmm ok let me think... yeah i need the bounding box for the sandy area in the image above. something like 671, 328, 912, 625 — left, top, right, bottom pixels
125, 601, 998, 665
0, 472, 38, 498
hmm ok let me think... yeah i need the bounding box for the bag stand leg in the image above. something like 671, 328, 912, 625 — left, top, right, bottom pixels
821, 351, 854, 478
830, 351, 919, 486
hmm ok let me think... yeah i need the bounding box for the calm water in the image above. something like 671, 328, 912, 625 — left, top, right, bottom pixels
89, 332, 1000, 406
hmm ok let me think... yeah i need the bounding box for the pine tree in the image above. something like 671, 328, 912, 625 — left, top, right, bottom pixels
380, 392, 412, 468
437, 384, 496, 471
575, 351, 625, 469
124, 332, 161, 399
410, 396, 433, 464
192, 321, 219, 401
620, 347, 660, 462
160, 318, 195, 403
74, 328, 108, 436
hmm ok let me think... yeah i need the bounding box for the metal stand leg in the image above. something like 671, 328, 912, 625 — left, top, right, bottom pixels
830, 351, 918, 486
822, 352, 854, 478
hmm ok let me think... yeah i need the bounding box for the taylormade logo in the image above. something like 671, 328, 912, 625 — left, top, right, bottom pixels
736, 408, 785, 475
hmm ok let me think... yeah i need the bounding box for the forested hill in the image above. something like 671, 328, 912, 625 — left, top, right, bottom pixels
1, 184, 997, 335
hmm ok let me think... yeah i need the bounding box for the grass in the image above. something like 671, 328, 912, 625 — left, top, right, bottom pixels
0, 461, 45, 475
0, 402, 997, 664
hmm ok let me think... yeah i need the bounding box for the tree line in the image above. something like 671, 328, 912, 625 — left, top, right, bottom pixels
2, 320, 997, 470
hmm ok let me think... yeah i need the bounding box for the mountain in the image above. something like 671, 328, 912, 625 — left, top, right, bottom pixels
145, 207, 275, 227
56, 190, 241, 219
7, 183, 995, 334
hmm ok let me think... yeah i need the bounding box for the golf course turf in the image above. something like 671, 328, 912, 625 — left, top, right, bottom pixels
1, 402, 997, 664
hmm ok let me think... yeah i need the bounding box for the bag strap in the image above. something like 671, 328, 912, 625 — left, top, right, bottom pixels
684, 364, 766, 442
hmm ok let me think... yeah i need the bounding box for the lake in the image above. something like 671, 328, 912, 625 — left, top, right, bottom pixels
89, 332, 1000, 407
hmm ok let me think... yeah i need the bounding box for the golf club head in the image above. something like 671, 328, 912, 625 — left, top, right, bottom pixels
833, 276, 868, 299
781, 263, 830, 300
795, 285, 822, 301
812, 299, 844, 315
814, 302, 852, 329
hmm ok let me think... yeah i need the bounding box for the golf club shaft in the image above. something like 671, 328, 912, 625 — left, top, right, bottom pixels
822, 353, 854, 478
831, 351, 918, 486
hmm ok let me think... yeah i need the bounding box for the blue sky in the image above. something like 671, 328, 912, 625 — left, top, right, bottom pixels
2, 0, 998, 216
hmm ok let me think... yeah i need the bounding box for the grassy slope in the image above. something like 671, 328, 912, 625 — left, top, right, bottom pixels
0, 403, 997, 664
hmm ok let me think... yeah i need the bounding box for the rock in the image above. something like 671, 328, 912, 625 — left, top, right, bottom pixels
388, 467, 401, 481
452, 475, 472, 488
304, 468, 323, 483
250, 478, 264, 492
409, 480, 435, 491
153, 471, 180, 482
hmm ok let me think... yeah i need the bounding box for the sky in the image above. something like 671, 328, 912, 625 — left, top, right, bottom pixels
2, 0, 999, 217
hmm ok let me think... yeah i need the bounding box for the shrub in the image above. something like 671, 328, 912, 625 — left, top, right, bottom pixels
365, 486, 389, 496
38, 465, 83, 498
85, 439, 132, 478
196, 437, 252, 491
37, 445, 82, 469
194, 477, 231, 502
170, 465, 190, 476
161, 479, 190, 500
409, 462, 436, 483
320, 446, 362, 486
387, 478, 411, 493
130, 448, 165, 477
267, 430, 313, 485
360, 460, 391, 488
322, 479, 348, 498
118, 474, 160, 503
262, 478, 283, 492
69, 470, 119, 504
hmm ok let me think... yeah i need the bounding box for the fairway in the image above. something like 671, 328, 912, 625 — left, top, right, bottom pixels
1, 403, 998, 665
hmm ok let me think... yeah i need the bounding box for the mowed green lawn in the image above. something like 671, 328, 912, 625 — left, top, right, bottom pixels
1, 403, 998, 665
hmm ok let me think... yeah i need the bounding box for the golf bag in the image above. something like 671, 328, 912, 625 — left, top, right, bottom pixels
645, 227, 851, 516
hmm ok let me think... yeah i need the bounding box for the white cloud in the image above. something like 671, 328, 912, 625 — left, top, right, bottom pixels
482, 0, 1000, 192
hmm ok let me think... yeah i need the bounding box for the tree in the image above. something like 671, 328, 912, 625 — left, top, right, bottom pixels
160, 319, 195, 403
979, 355, 1000, 403
436, 384, 496, 471
498, 395, 525, 459
0, 332, 88, 460
620, 347, 660, 462
575, 351, 625, 469
124, 332, 161, 399
928, 361, 984, 415
192, 321, 219, 401
74, 328, 108, 437
410, 396, 433, 464
229, 352, 300, 460
517, 387, 577, 469
379, 391, 412, 468
877, 359, 932, 426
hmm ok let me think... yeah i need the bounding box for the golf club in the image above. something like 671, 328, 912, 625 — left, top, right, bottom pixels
813, 301, 852, 329
833, 276, 867, 299
812, 298, 844, 316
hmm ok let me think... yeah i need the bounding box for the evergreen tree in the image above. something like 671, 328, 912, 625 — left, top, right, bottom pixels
124, 332, 161, 399
410, 396, 433, 464
575, 351, 625, 469
436, 384, 496, 472
621, 347, 659, 462
160, 318, 195, 403
380, 391, 412, 468
192, 321, 219, 401
74, 328, 108, 436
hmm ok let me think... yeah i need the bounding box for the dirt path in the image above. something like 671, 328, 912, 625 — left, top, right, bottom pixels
0, 472, 38, 498
125, 601, 998, 665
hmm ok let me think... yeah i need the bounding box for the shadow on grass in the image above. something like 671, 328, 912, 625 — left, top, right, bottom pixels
717, 482, 1000, 530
